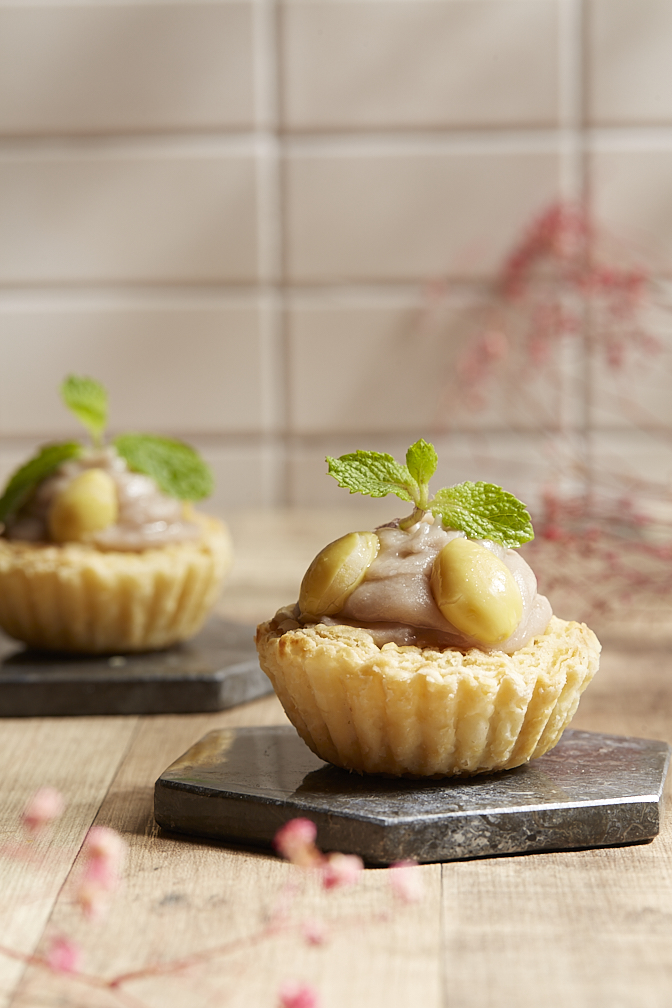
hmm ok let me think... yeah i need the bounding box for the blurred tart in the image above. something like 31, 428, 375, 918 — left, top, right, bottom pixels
0, 376, 232, 653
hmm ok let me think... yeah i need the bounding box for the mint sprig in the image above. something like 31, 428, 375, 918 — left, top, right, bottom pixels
326, 439, 534, 548
61, 375, 108, 446
114, 433, 213, 502
0, 379, 215, 522
0, 442, 82, 524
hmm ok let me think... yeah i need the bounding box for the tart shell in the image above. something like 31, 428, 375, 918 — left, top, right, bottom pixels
0, 515, 232, 653
256, 612, 601, 777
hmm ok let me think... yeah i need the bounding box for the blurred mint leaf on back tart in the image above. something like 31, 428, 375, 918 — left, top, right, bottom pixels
113, 433, 213, 502
61, 374, 108, 447
0, 442, 82, 525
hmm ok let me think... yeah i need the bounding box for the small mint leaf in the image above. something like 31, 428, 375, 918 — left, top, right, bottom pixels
114, 433, 213, 501
327, 451, 417, 503
61, 375, 108, 445
430, 481, 534, 548
405, 439, 437, 490
0, 442, 82, 524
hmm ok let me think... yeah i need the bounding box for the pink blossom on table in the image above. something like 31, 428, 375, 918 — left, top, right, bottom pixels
273, 818, 321, 868
21, 788, 65, 834
278, 979, 320, 1008
301, 918, 329, 946
46, 935, 81, 974
321, 852, 363, 890
76, 826, 127, 920
388, 860, 424, 904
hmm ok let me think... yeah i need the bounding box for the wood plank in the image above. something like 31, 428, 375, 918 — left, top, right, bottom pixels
0, 716, 139, 1008
11, 696, 442, 1008
5, 511, 672, 1008
441, 824, 672, 1008
440, 641, 672, 1008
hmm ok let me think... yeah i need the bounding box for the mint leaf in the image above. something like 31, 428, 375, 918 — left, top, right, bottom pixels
405, 439, 437, 492
0, 442, 82, 524
326, 451, 417, 502
61, 375, 108, 446
114, 434, 213, 501
430, 482, 534, 548
326, 441, 534, 547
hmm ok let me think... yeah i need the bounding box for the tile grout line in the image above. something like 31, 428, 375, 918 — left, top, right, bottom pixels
556, 0, 592, 502
5, 126, 672, 160
253, 0, 288, 507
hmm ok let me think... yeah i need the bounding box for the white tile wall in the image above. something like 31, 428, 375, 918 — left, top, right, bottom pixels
0, 3, 255, 135
281, 1, 560, 131
285, 148, 561, 282
0, 146, 258, 283
0, 0, 669, 516
588, 0, 672, 126
590, 148, 672, 270
0, 301, 266, 436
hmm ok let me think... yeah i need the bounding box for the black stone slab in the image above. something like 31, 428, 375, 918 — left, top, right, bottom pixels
0, 617, 272, 717
154, 726, 671, 865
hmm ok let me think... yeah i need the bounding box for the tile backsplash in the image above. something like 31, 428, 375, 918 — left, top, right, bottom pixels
1, 0, 671, 516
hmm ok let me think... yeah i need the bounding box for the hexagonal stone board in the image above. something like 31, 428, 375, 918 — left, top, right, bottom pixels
154, 726, 670, 865
0, 617, 272, 716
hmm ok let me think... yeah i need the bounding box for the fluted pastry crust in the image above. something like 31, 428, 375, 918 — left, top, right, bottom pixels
256, 613, 600, 777
0, 515, 232, 653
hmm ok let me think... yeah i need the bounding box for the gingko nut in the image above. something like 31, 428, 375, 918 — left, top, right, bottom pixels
48, 468, 118, 544
430, 537, 523, 645
299, 531, 379, 619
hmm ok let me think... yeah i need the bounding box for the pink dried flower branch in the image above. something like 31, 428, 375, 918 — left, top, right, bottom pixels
1, 808, 421, 1008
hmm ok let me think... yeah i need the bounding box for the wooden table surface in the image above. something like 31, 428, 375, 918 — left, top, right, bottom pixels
2, 509, 672, 1008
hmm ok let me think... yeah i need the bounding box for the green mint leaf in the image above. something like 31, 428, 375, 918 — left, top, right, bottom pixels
430, 481, 534, 548
0, 442, 82, 524
61, 375, 108, 445
327, 451, 417, 503
114, 433, 213, 501
405, 439, 437, 491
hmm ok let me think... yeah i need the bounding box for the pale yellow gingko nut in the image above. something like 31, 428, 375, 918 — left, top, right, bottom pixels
430, 537, 523, 645
299, 531, 379, 618
48, 468, 119, 544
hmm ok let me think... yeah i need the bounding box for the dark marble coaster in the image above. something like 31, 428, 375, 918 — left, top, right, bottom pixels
154, 726, 671, 865
0, 617, 272, 717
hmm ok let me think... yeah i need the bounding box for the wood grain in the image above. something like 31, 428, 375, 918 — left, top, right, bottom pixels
3, 509, 672, 1008
10, 698, 442, 1008
0, 717, 139, 1008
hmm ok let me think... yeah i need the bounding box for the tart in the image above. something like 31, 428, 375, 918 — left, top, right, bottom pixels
256, 440, 600, 777
0, 376, 232, 653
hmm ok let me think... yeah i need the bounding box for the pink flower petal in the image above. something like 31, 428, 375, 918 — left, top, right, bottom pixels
22, 788, 65, 833
274, 819, 320, 868
388, 860, 424, 904
321, 852, 363, 890
278, 980, 319, 1008
76, 826, 127, 919
301, 918, 329, 946
46, 936, 81, 974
